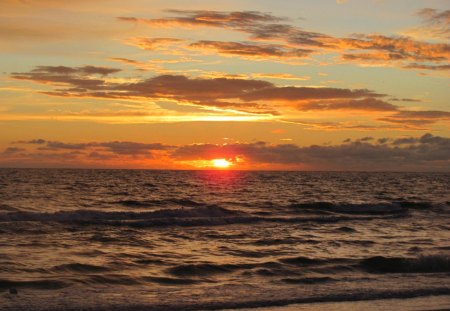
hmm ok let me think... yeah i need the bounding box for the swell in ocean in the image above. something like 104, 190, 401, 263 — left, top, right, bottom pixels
0, 169, 449, 310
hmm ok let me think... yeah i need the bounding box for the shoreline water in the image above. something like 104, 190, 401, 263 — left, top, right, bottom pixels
2, 291, 449, 310
231, 295, 450, 311
1, 170, 449, 311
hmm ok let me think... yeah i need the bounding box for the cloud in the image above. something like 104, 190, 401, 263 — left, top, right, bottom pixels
118, 10, 283, 29
189, 40, 312, 59
390, 98, 422, 103
33, 140, 171, 155
403, 8, 450, 41
119, 10, 450, 71
15, 139, 47, 145
87, 151, 115, 160
240, 86, 383, 102
337, 34, 450, 67
95, 141, 169, 155
29, 65, 121, 76
11, 66, 121, 90
109, 57, 141, 65
10, 65, 450, 126
379, 110, 450, 126
170, 133, 450, 170
281, 119, 399, 131
124, 37, 184, 51
12, 66, 390, 116
2, 147, 25, 155
108, 57, 155, 71
402, 63, 450, 71
4, 134, 449, 171
251, 73, 310, 81
118, 10, 328, 48
298, 97, 398, 111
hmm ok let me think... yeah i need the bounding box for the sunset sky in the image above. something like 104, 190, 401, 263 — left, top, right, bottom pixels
1, 0, 449, 170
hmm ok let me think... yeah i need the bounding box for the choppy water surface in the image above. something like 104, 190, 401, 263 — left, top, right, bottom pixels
0, 169, 449, 310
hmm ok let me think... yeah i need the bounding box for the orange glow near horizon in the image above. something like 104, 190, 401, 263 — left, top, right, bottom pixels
0, 2, 449, 171
212, 158, 232, 168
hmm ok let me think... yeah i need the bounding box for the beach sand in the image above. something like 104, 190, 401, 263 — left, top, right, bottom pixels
231, 295, 450, 311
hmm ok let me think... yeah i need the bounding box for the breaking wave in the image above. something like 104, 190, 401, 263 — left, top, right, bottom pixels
0, 204, 408, 228
289, 201, 438, 215
115, 198, 204, 208
51, 263, 110, 273
0, 279, 68, 290
360, 255, 450, 273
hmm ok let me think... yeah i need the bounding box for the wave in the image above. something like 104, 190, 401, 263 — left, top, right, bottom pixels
0, 204, 409, 228
278, 254, 450, 274
4, 254, 448, 285
279, 256, 324, 266
142, 276, 200, 285
290, 202, 410, 215
80, 274, 141, 285
291, 200, 447, 215
337, 226, 357, 233
0, 205, 236, 222
7, 287, 449, 311
115, 198, 204, 208
0, 204, 19, 212
0, 214, 399, 229
281, 276, 334, 284
21, 254, 444, 291
163, 254, 450, 280
360, 255, 450, 273
167, 261, 281, 277
164, 288, 450, 310
51, 263, 110, 273
0, 279, 68, 290
251, 237, 318, 246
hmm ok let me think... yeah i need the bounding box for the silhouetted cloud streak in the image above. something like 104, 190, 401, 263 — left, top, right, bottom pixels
3, 134, 448, 171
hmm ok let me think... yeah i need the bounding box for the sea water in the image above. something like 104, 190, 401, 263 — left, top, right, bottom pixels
0, 169, 449, 310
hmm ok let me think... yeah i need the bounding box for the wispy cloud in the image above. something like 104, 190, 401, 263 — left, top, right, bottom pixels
403, 8, 450, 41
298, 98, 398, 112
379, 110, 450, 126
189, 40, 312, 60
124, 37, 184, 51
118, 9, 450, 71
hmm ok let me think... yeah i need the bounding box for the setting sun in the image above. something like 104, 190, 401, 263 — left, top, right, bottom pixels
212, 159, 231, 168
1, 1, 449, 311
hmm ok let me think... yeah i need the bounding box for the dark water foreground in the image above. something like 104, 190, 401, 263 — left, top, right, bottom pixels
0, 169, 449, 310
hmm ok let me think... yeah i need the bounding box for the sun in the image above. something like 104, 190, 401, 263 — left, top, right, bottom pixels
212, 158, 231, 168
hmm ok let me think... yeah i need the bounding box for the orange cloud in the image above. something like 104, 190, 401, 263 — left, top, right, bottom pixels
298, 98, 398, 112
379, 110, 450, 126
402, 63, 450, 71
336, 34, 450, 70
281, 119, 409, 131
119, 10, 450, 71
118, 10, 282, 29
251, 73, 310, 81
4, 134, 448, 171
189, 40, 312, 60
9, 66, 378, 113
10, 65, 450, 127
124, 37, 184, 51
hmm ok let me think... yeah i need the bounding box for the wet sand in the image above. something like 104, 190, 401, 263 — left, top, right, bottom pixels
233, 295, 450, 311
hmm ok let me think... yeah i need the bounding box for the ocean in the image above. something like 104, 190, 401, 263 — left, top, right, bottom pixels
0, 169, 449, 310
